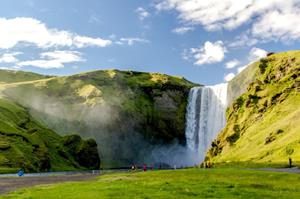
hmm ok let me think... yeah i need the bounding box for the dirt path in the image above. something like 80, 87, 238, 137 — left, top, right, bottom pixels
0, 174, 99, 195
256, 167, 300, 174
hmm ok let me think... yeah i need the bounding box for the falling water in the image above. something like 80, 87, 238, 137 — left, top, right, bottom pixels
185, 83, 228, 163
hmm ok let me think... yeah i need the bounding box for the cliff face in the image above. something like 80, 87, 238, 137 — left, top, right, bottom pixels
0, 98, 100, 173
227, 62, 258, 105
2, 70, 198, 167
207, 51, 300, 167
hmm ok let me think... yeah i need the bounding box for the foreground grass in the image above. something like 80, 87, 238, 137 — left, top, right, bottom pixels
1, 168, 300, 199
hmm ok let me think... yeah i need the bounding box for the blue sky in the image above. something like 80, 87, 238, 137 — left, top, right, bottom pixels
0, 0, 299, 85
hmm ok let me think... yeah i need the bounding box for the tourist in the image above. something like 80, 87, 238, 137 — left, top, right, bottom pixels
17, 169, 24, 177
289, 157, 293, 168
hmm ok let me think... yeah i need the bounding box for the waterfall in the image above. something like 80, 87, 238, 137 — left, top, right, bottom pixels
185, 83, 228, 163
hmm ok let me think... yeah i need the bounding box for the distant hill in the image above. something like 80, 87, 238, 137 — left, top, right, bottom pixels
1, 69, 198, 167
207, 51, 300, 167
0, 69, 51, 83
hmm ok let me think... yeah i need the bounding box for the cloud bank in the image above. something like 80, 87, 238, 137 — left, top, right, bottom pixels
155, 0, 300, 43
0, 17, 112, 49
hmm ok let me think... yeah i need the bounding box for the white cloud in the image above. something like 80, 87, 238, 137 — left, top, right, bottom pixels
252, 9, 300, 42
18, 51, 84, 69
88, 14, 101, 24
119, 37, 150, 46
156, 0, 300, 42
186, 41, 227, 65
135, 7, 150, 20
237, 65, 249, 74
18, 60, 65, 69
0, 52, 22, 63
172, 26, 194, 34
73, 36, 112, 48
229, 31, 258, 48
0, 66, 14, 70
224, 73, 235, 82
0, 17, 112, 49
249, 47, 267, 61
225, 59, 240, 69
40, 51, 84, 63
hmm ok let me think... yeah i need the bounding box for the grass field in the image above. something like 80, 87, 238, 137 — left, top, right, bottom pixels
1, 168, 300, 199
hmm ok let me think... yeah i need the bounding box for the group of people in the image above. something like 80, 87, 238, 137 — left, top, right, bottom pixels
131, 164, 155, 172
200, 161, 213, 169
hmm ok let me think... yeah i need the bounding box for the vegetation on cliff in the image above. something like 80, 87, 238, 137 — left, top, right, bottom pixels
1, 69, 197, 167
207, 50, 300, 167
0, 97, 100, 173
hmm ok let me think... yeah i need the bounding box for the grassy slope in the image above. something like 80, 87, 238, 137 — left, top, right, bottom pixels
207, 51, 300, 167
1, 69, 198, 167
0, 71, 100, 173
1, 169, 300, 199
0, 98, 83, 173
0, 69, 50, 83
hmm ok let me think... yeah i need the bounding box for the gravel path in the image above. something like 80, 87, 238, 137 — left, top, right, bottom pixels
0, 173, 99, 195
255, 167, 300, 174
0, 169, 131, 195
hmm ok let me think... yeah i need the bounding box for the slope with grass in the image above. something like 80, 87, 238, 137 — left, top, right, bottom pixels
1, 168, 300, 199
0, 69, 51, 84
1, 70, 198, 167
207, 51, 300, 167
0, 98, 100, 173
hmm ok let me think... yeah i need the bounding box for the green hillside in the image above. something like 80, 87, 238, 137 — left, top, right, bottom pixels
1, 69, 198, 167
207, 51, 300, 167
0, 97, 100, 173
0, 69, 51, 83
